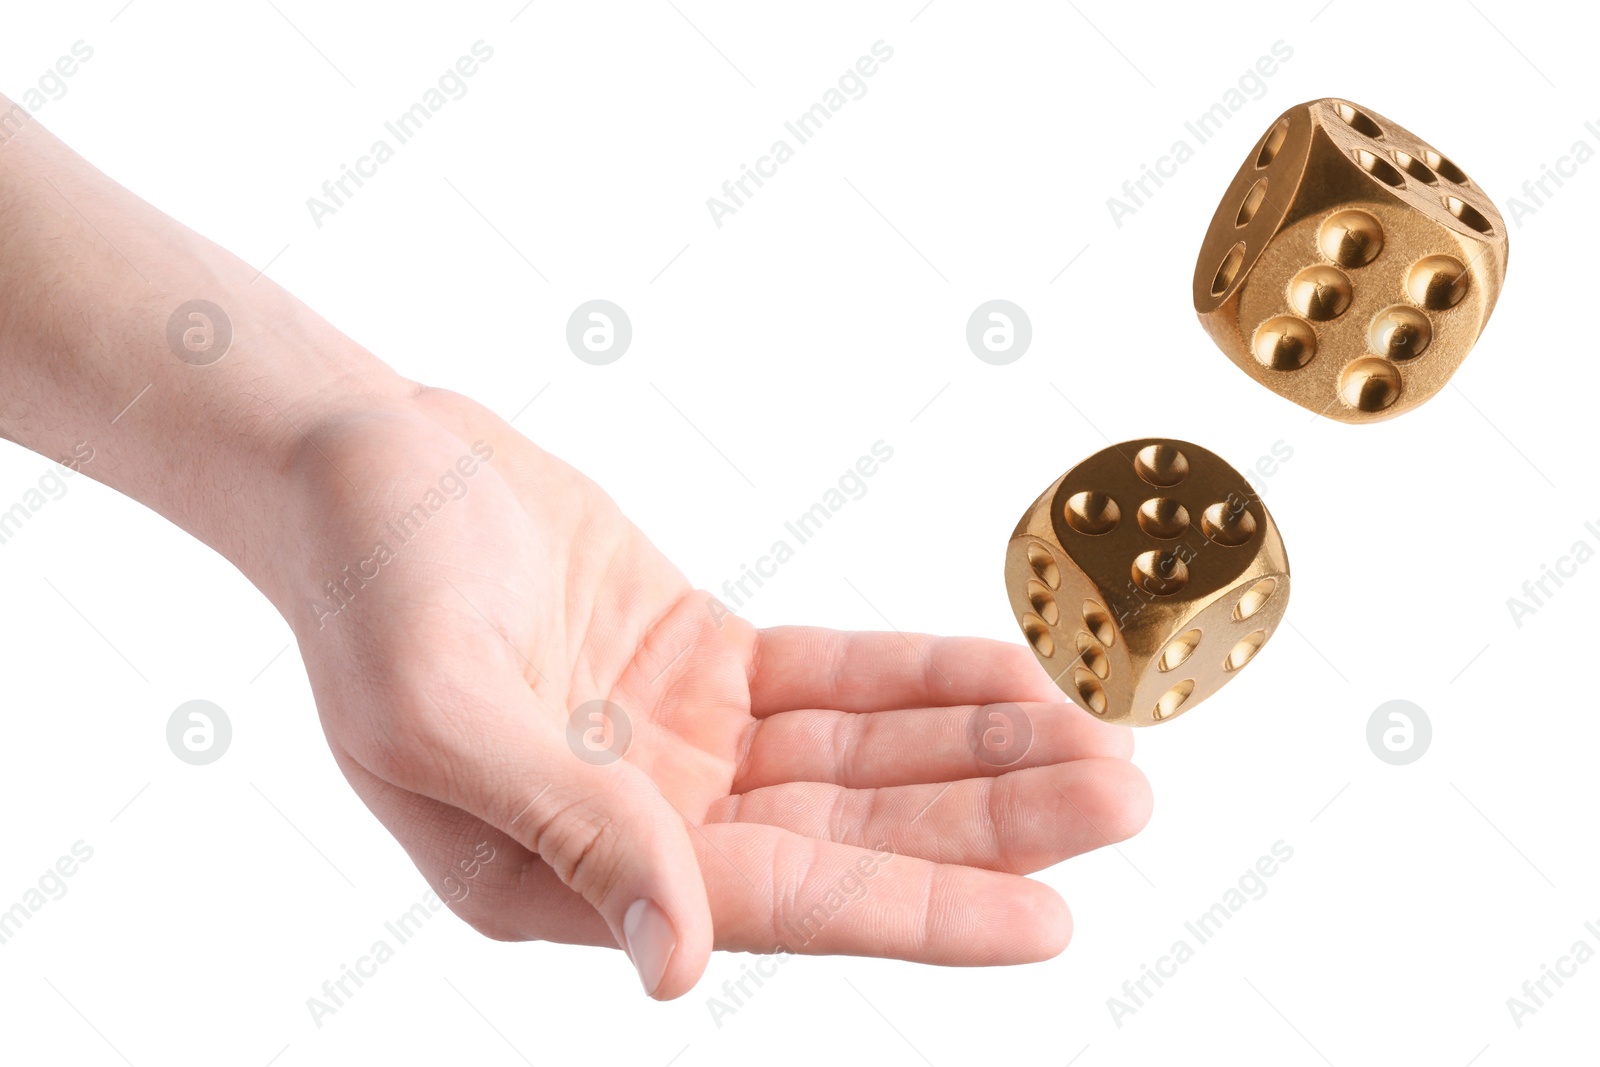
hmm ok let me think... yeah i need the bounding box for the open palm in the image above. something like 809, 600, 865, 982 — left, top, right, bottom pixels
275, 386, 1151, 1000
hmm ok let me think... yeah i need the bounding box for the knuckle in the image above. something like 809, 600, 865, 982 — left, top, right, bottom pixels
532, 803, 625, 901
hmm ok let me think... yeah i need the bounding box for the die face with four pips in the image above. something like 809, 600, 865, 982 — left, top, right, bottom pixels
1193, 98, 1507, 422
1005, 439, 1289, 727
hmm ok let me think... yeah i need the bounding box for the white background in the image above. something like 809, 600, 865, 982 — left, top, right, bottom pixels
0, 1, 1592, 1063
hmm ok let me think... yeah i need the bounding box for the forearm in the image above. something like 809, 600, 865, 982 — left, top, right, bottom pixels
0, 97, 413, 583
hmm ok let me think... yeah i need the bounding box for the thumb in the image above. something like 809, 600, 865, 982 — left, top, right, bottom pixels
519, 693, 712, 1000
360, 673, 712, 999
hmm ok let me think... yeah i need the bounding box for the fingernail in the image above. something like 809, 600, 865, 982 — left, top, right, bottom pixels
623, 898, 676, 997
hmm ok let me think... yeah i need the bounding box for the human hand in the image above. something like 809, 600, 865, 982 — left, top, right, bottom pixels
0, 110, 1149, 1002
258, 385, 1153, 1000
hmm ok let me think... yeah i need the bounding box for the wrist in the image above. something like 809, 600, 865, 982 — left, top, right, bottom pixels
83, 265, 422, 591
158, 298, 424, 610
0, 113, 421, 587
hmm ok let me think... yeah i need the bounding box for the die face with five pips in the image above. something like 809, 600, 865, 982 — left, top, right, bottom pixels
1005, 439, 1289, 727
1194, 98, 1507, 422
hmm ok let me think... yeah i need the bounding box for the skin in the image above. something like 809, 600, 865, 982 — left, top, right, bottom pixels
0, 96, 1152, 1000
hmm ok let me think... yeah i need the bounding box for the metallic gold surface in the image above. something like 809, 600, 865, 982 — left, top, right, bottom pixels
1193, 98, 1507, 423
1005, 439, 1289, 727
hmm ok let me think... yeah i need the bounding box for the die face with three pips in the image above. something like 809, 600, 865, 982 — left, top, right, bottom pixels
1194, 98, 1507, 422
1005, 440, 1288, 727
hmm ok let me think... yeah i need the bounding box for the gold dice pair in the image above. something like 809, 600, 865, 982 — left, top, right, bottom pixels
1006, 99, 1505, 725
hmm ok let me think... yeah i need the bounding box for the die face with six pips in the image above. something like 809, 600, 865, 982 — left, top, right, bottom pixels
1005, 440, 1289, 727
1193, 98, 1508, 422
